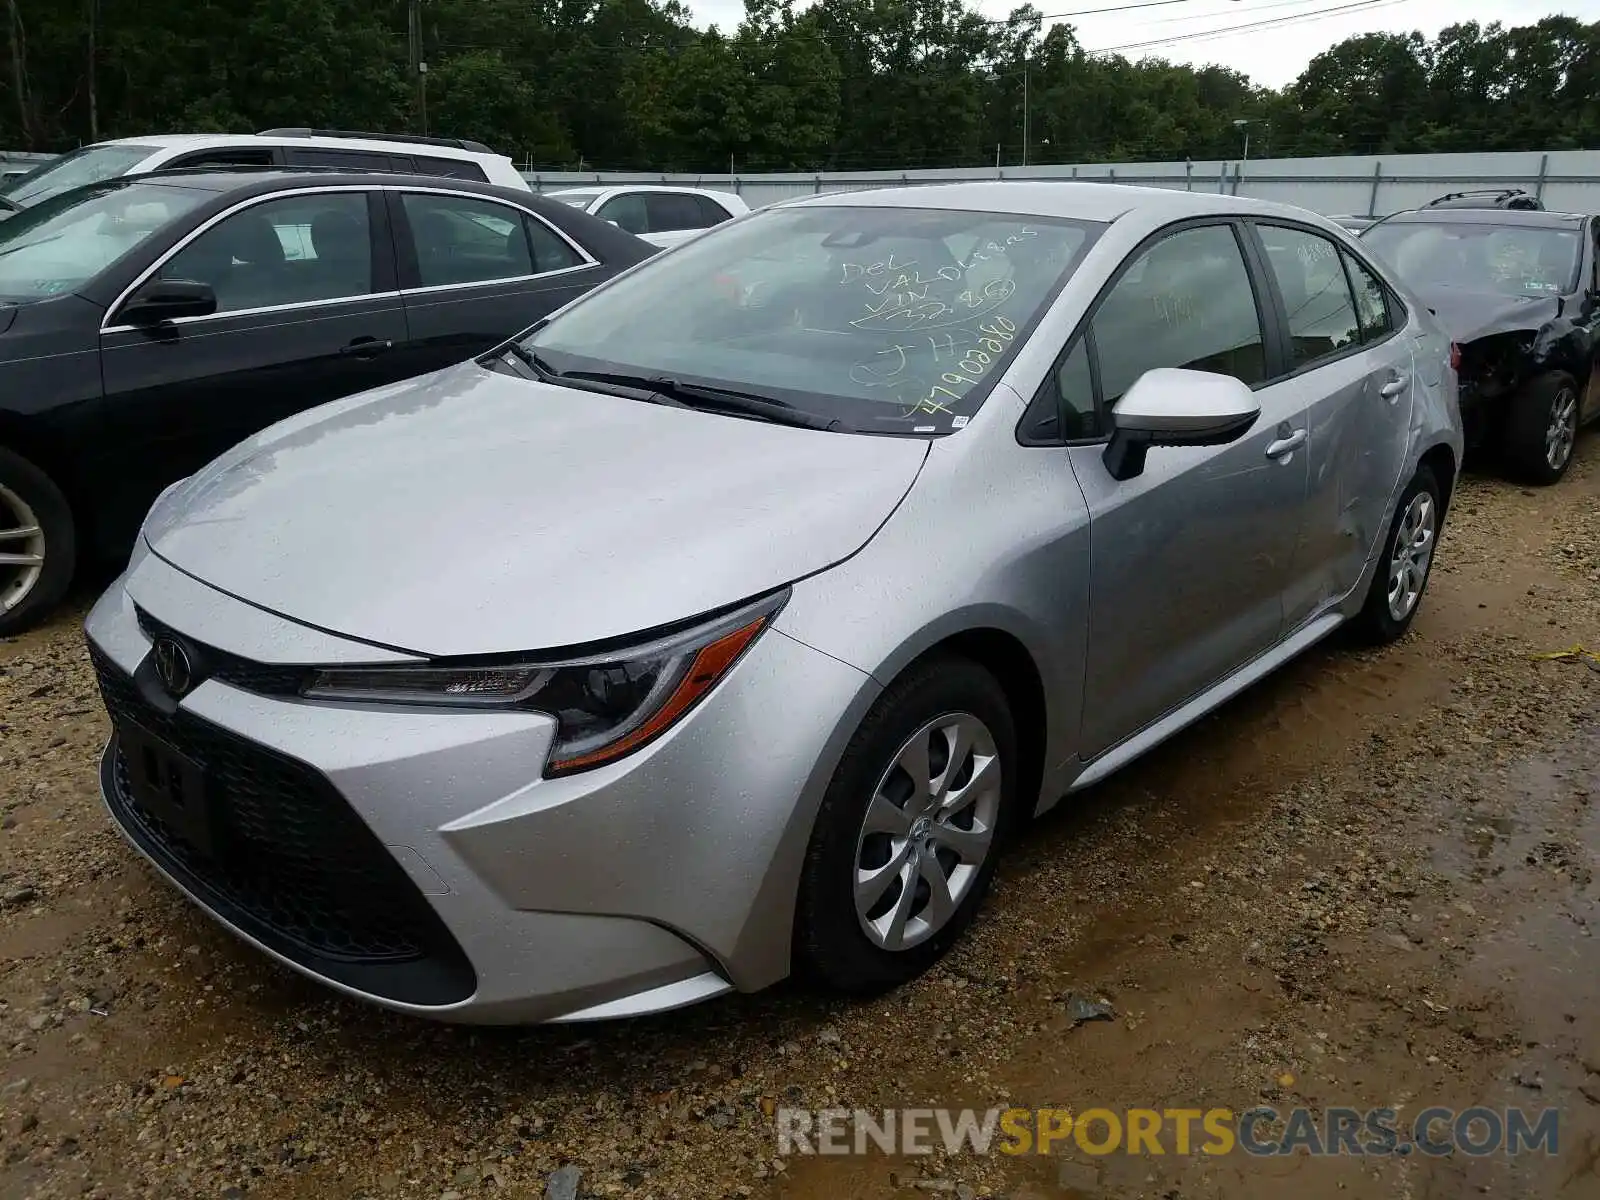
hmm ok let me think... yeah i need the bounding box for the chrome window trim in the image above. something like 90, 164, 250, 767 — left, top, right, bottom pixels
391, 185, 597, 287
397, 263, 598, 299
99, 184, 380, 334
102, 290, 404, 334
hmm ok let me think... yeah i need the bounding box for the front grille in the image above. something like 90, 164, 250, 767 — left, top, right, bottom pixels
135, 607, 309, 697
91, 641, 475, 1006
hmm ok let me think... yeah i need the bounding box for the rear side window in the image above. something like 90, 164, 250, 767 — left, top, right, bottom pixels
410, 155, 489, 182
523, 217, 583, 273
1342, 251, 1396, 342
402, 192, 537, 286
1256, 224, 1361, 369
285, 148, 393, 171
646, 192, 713, 232
1091, 223, 1267, 404
694, 195, 734, 226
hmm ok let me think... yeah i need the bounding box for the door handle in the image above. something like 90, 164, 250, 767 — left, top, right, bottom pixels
1379, 375, 1409, 400
1265, 429, 1307, 459
339, 337, 393, 358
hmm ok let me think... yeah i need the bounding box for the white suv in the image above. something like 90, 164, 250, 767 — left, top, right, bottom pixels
0, 129, 529, 210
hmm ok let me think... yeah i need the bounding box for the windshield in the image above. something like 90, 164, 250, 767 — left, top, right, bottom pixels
520, 205, 1102, 433
0, 143, 165, 208
0, 180, 209, 302
1361, 220, 1581, 297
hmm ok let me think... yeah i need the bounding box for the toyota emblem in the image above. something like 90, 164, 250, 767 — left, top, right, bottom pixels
151, 637, 194, 697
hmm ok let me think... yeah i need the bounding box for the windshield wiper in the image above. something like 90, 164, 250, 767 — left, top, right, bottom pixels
498, 346, 839, 431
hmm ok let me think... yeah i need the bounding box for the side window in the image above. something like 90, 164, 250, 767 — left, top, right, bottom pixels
646, 192, 711, 232
1256, 224, 1361, 369
165, 148, 277, 169
1022, 336, 1098, 444
522, 217, 583, 273
401, 193, 535, 287
285, 148, 392, 171
157, 192, 373, 314
410, 155, 489, 182
695, 195, 734, 226
1092, 224, 1267, 405
597, 193, 649, 235
1342, 251, 1395, 343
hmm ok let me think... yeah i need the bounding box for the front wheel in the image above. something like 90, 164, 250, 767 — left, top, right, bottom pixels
795, 656, 1016, 995
0, 446, 75, 637
1505, 371, 1580, 485
1351, 464, 1441, 645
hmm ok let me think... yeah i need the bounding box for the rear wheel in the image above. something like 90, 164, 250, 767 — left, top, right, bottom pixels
1505, 371, 1579, 485
795, 656, 1016, 995
0, 446, 75, 636
1351, 464, 1440, 645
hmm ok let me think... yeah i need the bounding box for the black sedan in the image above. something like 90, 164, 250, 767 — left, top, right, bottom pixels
0, 168, 656, 632
1360, 205, 1600, 485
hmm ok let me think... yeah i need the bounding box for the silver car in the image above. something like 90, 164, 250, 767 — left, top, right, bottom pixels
85, 182, 1462, 1024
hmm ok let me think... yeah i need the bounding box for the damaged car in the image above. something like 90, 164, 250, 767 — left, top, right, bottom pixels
1360, 203, 1600, 484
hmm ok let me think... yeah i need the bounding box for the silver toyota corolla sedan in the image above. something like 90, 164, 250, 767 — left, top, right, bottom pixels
85, 182, 1463, 1024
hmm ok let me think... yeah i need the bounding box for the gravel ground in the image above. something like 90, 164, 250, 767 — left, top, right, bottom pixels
2, 446, 1598, 1200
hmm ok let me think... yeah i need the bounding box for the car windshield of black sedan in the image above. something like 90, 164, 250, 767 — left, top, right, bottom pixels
0, 181, 208, 302
519, 205, 1103, 432
1362, 220, 1581, 297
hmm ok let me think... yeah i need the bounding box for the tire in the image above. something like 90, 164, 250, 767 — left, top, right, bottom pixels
0, 446, 75, 637
1350, 464, 1441, 645
1504, 371, 1580, 485
795, 656, 1017, 995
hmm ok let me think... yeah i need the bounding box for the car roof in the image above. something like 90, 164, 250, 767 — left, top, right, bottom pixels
780, 181, 1337, 225
117, 168, 566, 211
551, 184, 741, 198
101, 133, 498, 161
1376, 207, 1586, 230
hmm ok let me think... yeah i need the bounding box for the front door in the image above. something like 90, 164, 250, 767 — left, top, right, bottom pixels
1065, 221, 1311, 759
94, 189, 410, 548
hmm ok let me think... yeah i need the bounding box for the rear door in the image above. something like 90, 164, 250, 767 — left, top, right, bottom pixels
1247, 221, 1416, 626
388, 187, 609, 374
96, 187, 409, 529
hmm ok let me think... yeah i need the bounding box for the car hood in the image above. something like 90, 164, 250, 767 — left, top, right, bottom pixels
146, 362, 929, 657
1411, 283, 1563, 343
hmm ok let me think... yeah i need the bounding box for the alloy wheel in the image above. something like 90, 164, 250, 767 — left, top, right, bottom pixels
853, 712, 1002, 952
1546, 386, 1579, 472
0, 483, 45, 614
1387, 491, 1436, 622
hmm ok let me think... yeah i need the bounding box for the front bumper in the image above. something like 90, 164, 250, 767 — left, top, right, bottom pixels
85, 553, 875, 1024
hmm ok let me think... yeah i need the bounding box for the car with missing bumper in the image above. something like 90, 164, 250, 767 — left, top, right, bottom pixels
86, 181, 1461, 1024
1359, 199, 1600, 484
0, 167, 656, 634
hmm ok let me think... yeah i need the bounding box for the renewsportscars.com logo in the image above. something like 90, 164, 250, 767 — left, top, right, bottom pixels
775, 1106, 1561, 1158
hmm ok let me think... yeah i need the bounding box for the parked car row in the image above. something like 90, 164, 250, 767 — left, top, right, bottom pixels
3, 135, 1594, 1027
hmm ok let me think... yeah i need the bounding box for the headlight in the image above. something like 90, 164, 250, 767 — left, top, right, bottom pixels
302, 589, 788, 776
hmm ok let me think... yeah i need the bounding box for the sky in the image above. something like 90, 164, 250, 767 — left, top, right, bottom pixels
685, 0, 1600, 90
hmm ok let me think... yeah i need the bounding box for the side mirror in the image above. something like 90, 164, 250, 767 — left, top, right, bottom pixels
1102, 367, 1261, 481
119, 278, 217, 325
